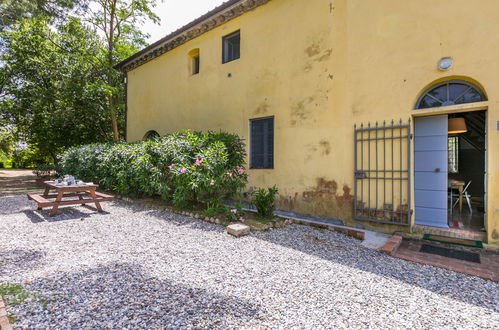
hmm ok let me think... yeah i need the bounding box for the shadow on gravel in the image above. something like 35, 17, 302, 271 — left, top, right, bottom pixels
0, 195, 33, 215
115, 199, 226, 233
0, 170, 38, 196
22, 208, 100, 223
0, 248, 45, 276
253, 226, 499, 313
13, 263, 264, 328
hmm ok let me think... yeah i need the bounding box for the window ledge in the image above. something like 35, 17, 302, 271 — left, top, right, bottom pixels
412, 101, 488, 117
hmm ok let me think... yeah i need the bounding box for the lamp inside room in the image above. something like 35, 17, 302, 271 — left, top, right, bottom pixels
448, 117, 467, 134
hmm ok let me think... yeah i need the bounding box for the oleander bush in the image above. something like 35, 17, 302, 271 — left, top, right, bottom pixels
59, 131, 248, 208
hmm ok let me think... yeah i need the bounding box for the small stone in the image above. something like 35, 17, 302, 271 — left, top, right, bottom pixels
227, 223, 250, 237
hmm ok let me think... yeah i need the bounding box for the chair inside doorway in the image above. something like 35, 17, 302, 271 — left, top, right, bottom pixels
447, 111, 486, 231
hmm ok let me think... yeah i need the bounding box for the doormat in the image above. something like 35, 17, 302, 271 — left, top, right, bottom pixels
420, 244, 481, 263
423, 234, 483, 248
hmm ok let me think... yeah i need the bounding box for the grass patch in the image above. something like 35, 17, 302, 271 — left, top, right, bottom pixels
0, 282, 50, 324
0, 283, 28, 306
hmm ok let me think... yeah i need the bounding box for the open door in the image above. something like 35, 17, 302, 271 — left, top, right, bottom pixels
414, 115, 449, 228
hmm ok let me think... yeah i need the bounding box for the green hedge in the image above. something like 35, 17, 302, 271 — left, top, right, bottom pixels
59, 131, 248, 208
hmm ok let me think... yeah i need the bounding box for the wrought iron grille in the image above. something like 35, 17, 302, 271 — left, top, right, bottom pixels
354, 120, 412, 225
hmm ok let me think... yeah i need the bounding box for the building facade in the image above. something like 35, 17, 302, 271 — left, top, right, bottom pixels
118, 0, 499, 246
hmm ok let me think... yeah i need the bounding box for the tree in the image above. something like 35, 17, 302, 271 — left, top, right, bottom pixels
0, 17, 112, 162
0, 0, 83, 30
86, 0, 161, 140
0, 124, 14, 158
0, 1, 162, 163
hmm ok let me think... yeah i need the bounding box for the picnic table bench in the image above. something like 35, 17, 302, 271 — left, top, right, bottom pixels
27, 181, 113, 217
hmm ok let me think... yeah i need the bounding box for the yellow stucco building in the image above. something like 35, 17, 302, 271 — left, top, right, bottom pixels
117, 0, 499, 246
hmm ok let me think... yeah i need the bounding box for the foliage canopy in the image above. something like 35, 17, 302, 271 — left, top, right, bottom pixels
0, 0, 162, 165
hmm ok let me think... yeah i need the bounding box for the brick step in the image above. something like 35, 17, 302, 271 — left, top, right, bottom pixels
413, 224, 485, 241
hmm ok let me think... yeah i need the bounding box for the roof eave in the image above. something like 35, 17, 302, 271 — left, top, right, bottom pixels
115, 0, 270, 72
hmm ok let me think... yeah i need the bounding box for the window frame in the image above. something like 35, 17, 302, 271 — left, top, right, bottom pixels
192, 54, 200, 75
188, 48, 200, 75
448, 136, 459, 173
250, 116, 274, 170
415, 80, 486, 109
222, 30, 241, 64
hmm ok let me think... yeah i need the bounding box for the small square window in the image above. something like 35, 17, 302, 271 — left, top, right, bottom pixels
222, 30, 240, 64
250, 117, 274, 169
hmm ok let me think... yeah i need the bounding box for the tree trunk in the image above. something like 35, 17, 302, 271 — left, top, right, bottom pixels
110, 98, 119, 140
108, 0, 119, 141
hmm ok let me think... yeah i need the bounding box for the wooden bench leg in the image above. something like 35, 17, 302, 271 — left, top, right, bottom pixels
89, 190, 103, 212
49, 191, 64, 217
78, 195, 86, 206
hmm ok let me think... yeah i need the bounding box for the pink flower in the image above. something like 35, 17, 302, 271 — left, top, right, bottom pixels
180, 167, 187, 174
210, 180, 215, 185
230, 209, 237, 214
227, 172, 233, 177
237, 167, 245, 175
168, 164, 175, 170
194, 158, 204, 166
239, 217, 246, 223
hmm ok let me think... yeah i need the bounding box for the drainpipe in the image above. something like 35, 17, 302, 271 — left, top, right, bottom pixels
124, 73, 128, 142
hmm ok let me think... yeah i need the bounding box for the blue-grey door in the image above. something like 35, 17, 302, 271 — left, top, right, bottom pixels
414, 115, 449, 228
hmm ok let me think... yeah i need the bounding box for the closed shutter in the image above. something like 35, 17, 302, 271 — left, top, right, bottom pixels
250, 117, 274, 169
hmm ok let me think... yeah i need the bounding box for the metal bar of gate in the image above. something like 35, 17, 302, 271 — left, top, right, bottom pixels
361, 124, 364, 216
354, 119, 412, 226
400, 119, 403, 223
354, 125, 357, 219
407, 118, 412, 225
383, 121, 386, 220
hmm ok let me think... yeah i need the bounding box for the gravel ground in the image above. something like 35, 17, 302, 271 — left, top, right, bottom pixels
0, 195, 498, 329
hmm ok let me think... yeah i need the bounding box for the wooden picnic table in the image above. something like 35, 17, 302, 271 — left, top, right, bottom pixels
27, 181, 113, 217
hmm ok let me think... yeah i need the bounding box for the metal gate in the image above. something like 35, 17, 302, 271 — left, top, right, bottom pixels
354, 120, 412, 225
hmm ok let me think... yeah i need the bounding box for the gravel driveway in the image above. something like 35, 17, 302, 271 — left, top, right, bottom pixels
1, 195, 498, 329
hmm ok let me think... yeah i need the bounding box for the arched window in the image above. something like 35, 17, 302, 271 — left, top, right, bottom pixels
415, 80, 486, 109
143, 130, 160, 140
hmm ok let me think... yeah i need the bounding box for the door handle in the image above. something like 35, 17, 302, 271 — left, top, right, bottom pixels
434, 168, 441, 173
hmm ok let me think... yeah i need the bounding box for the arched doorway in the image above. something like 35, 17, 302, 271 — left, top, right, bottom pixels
413, 79, 487, 231
143, 130, 160, 140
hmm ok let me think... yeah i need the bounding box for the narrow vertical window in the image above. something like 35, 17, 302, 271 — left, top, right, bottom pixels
250, 117, 274, 169
448, 136, 459, 173
188, 49, 200, 75
222, 30, 240, 63
192, 55, 200, 75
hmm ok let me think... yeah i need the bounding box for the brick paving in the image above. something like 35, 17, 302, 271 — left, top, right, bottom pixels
394, 239, 499, 282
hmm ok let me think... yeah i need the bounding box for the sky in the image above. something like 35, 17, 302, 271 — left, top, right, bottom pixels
142, 0, 228, 44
